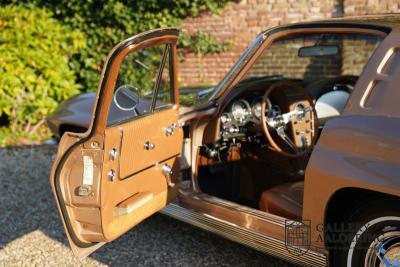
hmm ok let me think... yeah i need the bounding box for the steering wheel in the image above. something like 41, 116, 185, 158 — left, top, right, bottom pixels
261, 82, 318, 158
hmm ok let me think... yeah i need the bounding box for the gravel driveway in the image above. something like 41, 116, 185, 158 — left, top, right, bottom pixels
0, 145, 297, 266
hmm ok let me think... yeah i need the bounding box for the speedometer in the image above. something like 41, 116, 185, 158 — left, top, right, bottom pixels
251, 97, 272, 119
231, 99, 250, 123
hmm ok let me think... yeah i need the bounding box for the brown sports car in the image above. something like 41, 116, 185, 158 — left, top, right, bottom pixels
49, 15, 400, 266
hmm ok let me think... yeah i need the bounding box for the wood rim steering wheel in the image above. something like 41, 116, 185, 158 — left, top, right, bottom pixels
260, 81, 318, 158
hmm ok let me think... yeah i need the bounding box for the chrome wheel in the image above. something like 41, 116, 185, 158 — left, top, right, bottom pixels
365, 229, 400, 267
346, 216, 400, 267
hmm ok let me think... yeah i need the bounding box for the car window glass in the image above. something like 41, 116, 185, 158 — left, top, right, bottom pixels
244, 33, 383, 83
107, 44, 174, 126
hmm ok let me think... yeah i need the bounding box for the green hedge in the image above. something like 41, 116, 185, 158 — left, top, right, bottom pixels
15, 0, 231, 92
0, 1, 231, 145
0, 4, 85, 143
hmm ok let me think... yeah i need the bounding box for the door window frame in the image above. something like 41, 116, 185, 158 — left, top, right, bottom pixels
106, 43, 176, 127
89, 29, 179, 139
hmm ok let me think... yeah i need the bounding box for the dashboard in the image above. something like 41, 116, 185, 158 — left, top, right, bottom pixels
219, 93, 282, 141
214, 78, 355, 151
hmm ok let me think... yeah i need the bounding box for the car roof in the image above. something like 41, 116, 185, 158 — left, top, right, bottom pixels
262, 14, 400, 35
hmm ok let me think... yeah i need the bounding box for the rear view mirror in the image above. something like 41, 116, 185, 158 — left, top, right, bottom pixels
113, 85, 140, 111
298, 45, 339, 57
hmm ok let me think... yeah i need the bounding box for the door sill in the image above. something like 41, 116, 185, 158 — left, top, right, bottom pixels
193, 193, 285, 223
161, 201, 327, 267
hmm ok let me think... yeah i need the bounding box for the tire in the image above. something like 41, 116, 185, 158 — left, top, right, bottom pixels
331, 200, 400, 267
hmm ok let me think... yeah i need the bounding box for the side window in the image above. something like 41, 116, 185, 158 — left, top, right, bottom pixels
107, 44, 174, 126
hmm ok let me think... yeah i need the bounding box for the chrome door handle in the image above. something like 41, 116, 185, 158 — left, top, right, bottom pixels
162, 164, 173, 176
144, 141, 155, 150
162, 164, 174, 187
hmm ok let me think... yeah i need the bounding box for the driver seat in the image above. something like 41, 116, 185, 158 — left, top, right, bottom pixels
259, 181, 304, 220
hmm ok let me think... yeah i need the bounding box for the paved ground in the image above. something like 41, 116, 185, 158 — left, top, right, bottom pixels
0, 145, 297, 266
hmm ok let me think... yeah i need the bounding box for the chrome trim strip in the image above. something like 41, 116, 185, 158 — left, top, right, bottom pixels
360, 81, 375, 109
160, 203, 327, 267
193, 194, 285, 226
377, 47, 396, 74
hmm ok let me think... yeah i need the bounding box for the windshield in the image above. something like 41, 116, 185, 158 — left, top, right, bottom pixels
207, 35, 265, 100
208, 29, 384, 101
243, 33, 383, 83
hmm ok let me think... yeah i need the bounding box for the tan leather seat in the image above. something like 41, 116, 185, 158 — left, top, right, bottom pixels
259, 181, 304, 220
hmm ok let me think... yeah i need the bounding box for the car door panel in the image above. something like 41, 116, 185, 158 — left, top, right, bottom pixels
101, 108, 182, 240
114, 108, 182, 179
50, 28, 181, 257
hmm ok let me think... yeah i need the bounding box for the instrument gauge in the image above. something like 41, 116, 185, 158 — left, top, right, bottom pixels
231, 99, 250, 123
252, 97, 272, 119
220, 113, 231, 124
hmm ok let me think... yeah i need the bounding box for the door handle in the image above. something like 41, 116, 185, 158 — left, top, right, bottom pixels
144, 141, 155, 150
162, 164, 175, 187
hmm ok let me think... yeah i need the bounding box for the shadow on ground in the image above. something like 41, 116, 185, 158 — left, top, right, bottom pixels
0, 145, 297, 266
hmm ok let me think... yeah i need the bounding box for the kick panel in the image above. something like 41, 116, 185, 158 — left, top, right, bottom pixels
100, 157, 180, 241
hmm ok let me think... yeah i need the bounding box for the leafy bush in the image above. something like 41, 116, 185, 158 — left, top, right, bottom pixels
0, 1, 231, 145
178, 30, 233, 85
0, 4, 85, 140
179, 31, 231, 55
9, 0, 232, 92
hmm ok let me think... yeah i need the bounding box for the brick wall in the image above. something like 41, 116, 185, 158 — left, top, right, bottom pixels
179, 0, 400, 87
245, 38, 343, 81
341, 35, 383, 75
345, 0, 400, 16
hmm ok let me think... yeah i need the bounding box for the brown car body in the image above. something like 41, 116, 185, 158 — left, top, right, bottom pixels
50, 16, 400, 266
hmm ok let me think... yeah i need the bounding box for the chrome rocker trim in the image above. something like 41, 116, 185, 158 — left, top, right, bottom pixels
160, 202, 327, 267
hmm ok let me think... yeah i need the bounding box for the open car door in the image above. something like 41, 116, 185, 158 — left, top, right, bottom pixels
50, 28, 182, 257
